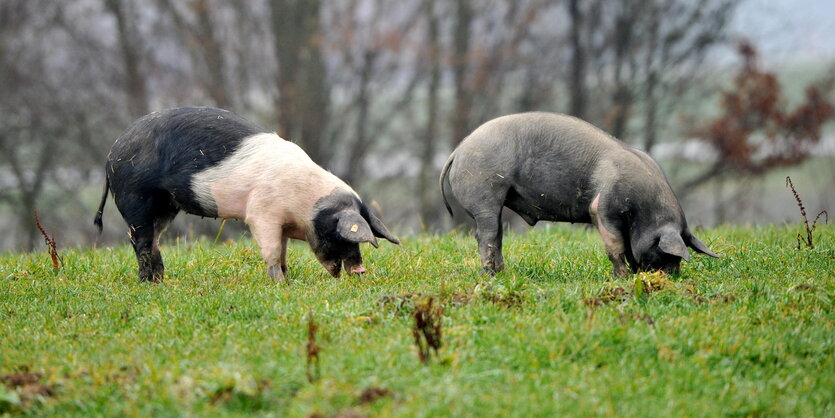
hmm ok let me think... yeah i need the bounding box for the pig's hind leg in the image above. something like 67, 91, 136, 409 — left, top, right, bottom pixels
456, 186, 508, 274
119, 192, 178, 283
247, 220, 286, 282
475, 211, 505, 274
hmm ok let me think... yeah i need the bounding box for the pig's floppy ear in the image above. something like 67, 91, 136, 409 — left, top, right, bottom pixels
361, 204, 401, 245
684, 231, 719, 258
336, 211, 379, 248
659, 231, 690, 261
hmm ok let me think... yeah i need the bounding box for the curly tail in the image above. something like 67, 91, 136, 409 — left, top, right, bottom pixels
439, 153, 455, 217
93, 173, 109, 234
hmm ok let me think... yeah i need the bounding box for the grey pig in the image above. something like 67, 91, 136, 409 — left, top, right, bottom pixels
439, 112, 718, 276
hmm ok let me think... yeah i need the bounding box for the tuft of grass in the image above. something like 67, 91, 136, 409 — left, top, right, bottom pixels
0, 224, 832, 416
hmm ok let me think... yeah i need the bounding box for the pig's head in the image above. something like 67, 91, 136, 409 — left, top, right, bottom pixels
630, 225, 719, 274
308, 191, 400, 277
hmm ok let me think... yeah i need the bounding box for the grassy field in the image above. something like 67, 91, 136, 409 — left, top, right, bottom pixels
1, 224, 833, 417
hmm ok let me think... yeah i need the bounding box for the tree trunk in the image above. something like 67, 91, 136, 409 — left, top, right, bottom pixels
103, 0, 148, 118
451, 0, 473, 145
270, 0, 331, 165
342, 51, 376, 185
567, 0, 586, 119
193, 0, 232, 109
642, 11, 660, 153
419, 0, 441, 229
608, 6, 634, 139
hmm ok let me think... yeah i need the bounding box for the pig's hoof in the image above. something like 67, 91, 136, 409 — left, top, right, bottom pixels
611, 269, 628, 278
138, 273, 162, 283
480, 266, 498, 276
268, 264, 287, 283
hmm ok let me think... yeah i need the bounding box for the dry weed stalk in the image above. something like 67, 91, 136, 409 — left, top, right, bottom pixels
786, 176, 828, 249
33, 209, 61, 269
306, 310, 320, 382
412, 296, 443, 364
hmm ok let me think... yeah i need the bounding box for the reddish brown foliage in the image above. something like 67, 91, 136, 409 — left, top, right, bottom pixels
306, 310, 320, 383
357, 386, 392, 405
412, 296, 443, 364
0, 372, 54, 406
696, 41, 834, 179
33, 209, 61, 270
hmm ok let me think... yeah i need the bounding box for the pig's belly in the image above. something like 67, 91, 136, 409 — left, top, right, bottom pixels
505, 185, 592, 225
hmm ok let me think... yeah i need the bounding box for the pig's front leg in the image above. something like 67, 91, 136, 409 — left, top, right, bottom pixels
590, 195, 628, 277
595, 220, 628, 277
279, 236, 289, 276
248, 220, 286, 282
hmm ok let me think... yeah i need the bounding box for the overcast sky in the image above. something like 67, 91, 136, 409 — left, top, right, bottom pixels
732, 0, 835, 64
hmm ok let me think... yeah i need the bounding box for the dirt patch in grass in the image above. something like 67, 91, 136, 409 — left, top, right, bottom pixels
450, 293, 472, 306
684, 285, 737, 304
208, 378, 271, 407
378, 292, 425, 315
1, 371, 55, 410
333, 409, 365, 418
583, 286, 630, 308
357, 386, 392, 404
619, 312, 656, 326
789, 283, 815, 292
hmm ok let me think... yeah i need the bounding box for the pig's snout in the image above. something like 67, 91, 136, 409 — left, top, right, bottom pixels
350, 264, 367, 275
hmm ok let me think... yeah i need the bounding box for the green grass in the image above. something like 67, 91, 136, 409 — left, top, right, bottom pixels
1, 224, 833, 417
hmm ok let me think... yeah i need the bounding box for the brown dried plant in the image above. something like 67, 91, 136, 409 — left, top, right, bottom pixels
305, 310, 320, 382
786, 176, 828, 249
686, 41, 834, 191
412, 296, 443, 364
33, 209, 61, 270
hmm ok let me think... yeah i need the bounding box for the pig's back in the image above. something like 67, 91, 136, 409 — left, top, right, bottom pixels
107, 107, 270, 215
463, 112, 622, 156
454, 112, 627, 178
451, 112, 631, 222
109, 107, 268, 175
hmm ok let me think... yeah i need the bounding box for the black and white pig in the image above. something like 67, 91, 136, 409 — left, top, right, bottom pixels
94, 107, 400, 283
440, 112, 718, 277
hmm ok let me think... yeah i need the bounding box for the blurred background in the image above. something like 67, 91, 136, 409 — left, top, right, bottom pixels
1, 0, 833, 252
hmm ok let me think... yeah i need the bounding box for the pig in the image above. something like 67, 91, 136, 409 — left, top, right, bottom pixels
94, 107, 399, 283
439, 112, 718, 277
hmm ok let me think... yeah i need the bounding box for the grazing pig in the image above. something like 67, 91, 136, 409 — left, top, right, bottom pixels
439, 112, 718, 276
94, 107, 399, 283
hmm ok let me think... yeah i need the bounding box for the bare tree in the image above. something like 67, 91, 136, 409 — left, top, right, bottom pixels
568, 0, 737, 151
158, 0, 233, 109
567, 0, 587, 119
269, 0, 331, 164
418, 0, 442, 227
450, 0, 474, 146
103, 0, 150, 118
684, 42, 834, 193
